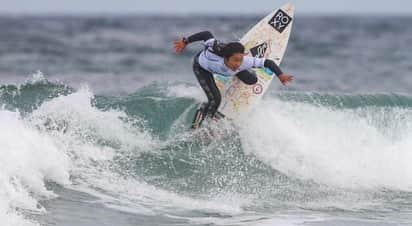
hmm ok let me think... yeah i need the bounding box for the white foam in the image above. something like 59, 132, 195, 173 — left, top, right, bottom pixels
0, 110, 70, 226
29, 86, 155, 153
1, 86, 159, 225
26, 71, 46, 84
167, 83, 207, 102
239, 97, 412, 190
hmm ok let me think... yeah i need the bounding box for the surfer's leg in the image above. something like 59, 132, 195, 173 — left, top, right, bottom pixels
193, 67, 221, 116
202, 75, 221, 118
235, 70, 258, 85
192, 57, 222, 120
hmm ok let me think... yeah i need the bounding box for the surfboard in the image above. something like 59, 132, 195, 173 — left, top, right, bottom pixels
213, 3, 295, 119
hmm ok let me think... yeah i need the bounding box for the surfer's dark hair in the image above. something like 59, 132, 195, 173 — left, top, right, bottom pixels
221, 42, 245, 58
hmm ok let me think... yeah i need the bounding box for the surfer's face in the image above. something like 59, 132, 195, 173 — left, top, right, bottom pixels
225, 53, 244, 71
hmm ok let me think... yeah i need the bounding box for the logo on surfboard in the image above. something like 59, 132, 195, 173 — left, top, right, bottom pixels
250, 42, 268, 58
252, 84, 263, 94
268, 9, 292, 33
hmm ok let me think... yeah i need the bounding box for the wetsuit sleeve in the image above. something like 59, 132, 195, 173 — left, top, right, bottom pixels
184, 31, 214, 44
240, 57, 283, 76
264, 59, 283, 76
239, 56, 265, 71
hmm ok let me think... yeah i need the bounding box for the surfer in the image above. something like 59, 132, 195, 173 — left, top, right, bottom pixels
174, 31, 293, 128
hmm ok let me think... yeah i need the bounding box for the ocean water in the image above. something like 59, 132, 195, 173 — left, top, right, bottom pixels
1, 14, 412, 226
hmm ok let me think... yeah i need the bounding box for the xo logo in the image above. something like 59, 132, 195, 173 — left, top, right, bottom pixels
268, 9, 292, 33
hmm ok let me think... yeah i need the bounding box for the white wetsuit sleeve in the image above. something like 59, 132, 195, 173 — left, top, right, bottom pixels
203, 38, 215, 48
239, 56, 266, 71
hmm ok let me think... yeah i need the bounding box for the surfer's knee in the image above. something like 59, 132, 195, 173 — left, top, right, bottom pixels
235, 70, 258, 85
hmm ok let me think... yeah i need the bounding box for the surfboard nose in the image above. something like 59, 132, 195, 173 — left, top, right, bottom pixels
281, 3, 295, 16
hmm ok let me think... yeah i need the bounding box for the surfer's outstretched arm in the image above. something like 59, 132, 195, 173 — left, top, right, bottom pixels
174, 31, 214, 53
242, 57, 293, 85
184, 31, 214, 44
264, 59, 294, 85
263, 59, 283, 76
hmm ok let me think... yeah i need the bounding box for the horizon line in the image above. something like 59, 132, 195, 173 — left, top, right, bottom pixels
1, 11, 412, 17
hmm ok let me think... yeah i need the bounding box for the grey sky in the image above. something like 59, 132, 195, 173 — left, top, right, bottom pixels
1, 0, 412, 14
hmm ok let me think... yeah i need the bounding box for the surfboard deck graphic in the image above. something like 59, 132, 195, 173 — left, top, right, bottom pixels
214, 3, 295, 119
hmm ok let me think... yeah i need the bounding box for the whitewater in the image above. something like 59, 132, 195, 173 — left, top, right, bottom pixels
0, 74, 411, 225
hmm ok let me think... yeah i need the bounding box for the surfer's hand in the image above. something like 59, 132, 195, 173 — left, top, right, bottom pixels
174, 39, 187, 54
278, 74, 293, 85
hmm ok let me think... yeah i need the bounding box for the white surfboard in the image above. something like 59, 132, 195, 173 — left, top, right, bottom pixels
214, 3, 295, 119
